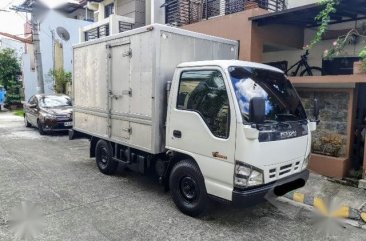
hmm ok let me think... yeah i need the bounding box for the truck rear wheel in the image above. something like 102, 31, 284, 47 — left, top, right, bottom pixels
169, 159, 208, 217
95, 140, 118, 175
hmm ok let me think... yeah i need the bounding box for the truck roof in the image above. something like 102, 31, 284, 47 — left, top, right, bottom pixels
177, 60, 283, 73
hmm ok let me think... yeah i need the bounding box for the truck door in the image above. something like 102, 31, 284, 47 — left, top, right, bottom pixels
107, 41, 132, 140
166, 68, 237, 200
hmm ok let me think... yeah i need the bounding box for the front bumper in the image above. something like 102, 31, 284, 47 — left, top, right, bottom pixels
43, 119, 73, 131
232, 170, 309, 206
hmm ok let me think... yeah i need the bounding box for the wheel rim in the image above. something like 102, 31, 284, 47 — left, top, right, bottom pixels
179, 176, 198, 202
98, 147, 109, 169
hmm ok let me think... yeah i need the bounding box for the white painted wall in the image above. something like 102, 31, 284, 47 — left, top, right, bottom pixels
23, 10, 89, 100
22, 53, 37, 101
287, 0, 319, 8
263, 20, 366, 70
0, 38, 25, 59
150, 0, 165, 24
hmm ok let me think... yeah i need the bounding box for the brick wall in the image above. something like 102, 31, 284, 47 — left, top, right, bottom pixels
298, 90, 349, 157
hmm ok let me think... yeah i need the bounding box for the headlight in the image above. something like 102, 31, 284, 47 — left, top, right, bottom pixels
234, 162, 264, 188
42, 113, 56, 119
302, 153, 311, 170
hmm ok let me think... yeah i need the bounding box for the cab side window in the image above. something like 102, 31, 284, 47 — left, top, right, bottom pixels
177, 70, 230, 139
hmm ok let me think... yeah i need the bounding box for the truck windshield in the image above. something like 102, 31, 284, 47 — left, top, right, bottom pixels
229, 66, 307, 123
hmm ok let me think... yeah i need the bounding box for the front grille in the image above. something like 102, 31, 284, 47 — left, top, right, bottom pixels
268, 161, 301, 180
53, 122, 72, 129
55, 114, 71, 121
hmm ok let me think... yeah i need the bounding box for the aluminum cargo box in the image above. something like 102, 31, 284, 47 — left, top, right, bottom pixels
73, 24, 238, 154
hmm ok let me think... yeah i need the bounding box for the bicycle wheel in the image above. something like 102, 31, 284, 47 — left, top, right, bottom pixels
300, 67, 322, 76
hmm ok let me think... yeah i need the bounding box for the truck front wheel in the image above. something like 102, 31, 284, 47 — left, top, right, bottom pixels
95, 140, 118, 175
169, 159, 208, 217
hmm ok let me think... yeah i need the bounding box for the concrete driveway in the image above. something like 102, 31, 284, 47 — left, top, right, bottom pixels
0, 111, 365, 241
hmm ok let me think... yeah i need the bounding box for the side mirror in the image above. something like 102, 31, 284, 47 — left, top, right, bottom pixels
313, 99, 320, 123
249, 97, 265, 124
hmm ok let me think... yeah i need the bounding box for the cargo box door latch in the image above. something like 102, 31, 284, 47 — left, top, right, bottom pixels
122, 127, 132, 135
122, 88, 132, 97
122, 49, 132, 58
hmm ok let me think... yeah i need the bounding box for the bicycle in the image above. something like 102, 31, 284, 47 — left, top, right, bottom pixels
285, 50, 322, 76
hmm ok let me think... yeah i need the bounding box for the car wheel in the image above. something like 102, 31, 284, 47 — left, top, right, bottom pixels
95, 140, 118, 175
169, 159, 208, 217
24, 114, 31, 127
37, 120, 46, 135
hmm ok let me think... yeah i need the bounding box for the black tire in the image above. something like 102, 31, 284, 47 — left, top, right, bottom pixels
95, 139, 118, 175
169, 159, 208, 217
300, 67, 322, 76
24, 114, 31, 128
68, 129, 75, 140
37, 120, 46, 135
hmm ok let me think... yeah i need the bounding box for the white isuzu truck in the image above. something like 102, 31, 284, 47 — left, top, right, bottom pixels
71, 24, 319, 216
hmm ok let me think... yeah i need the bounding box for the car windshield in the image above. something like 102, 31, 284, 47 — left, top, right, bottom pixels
39, 96, 72, 108
229, 66, 307, 123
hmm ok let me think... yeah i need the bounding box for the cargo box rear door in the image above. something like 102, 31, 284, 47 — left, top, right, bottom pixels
108, 40, 132, 140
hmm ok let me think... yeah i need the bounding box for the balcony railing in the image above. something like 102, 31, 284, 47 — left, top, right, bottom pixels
81, 15, 135, 42
165, 0, 287, 26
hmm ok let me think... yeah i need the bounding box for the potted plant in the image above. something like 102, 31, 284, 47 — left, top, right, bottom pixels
312, 133, 343, 157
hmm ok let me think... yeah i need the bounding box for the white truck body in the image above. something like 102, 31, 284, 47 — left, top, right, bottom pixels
73, 24, 238, 154
72, 24, 313, 216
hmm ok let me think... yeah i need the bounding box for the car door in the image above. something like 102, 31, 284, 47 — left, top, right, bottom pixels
27, 96, 38, 126
166, 67, 237, 200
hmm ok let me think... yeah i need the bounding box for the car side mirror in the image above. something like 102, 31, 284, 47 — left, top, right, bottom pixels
249, 97, 265, 124
313, 99, 320, 123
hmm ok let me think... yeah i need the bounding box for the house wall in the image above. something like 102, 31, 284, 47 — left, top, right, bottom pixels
300, 88, 356, 178
0, 38, 25, 59
22, 52, 37, 101
287, 0, 318, 8
183, 8, 267, 61
263, 20, 366, 68
182, 8, 304, 62
299, 89, 350, 157
116, 0, 146, 27
147, 0, 165, 24
252, 22, 304, 61
23, 10, 89, 100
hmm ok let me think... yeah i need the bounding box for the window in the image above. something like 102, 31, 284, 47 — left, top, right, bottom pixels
28, 96, 36, 105
229, 66, 307, 123
39, 96, 72, 108
104, 3, 114, 18
177, 70, 230, 139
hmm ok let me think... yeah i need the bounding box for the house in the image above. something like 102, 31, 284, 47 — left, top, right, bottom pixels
79, 0, 165, 42
163, 0, 366, 183
0, 37, 25, 59
17, 0, 91, 100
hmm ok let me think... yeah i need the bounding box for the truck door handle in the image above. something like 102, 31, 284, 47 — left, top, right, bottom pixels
173, 130, 182, 138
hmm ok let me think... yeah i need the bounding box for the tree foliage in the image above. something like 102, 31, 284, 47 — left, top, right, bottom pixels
309, 0, 341, 48
48, 68, 72, 94
311, 0, 366, 69
0, 48, 22, 104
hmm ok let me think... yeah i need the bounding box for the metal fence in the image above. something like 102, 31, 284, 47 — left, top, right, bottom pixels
119, 21, 134, 32
85, 24, 110, 42
84, 21, 134, 42
165, 0, 287, 26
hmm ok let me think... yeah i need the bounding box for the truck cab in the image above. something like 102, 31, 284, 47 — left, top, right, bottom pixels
166, 60, 316, 215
